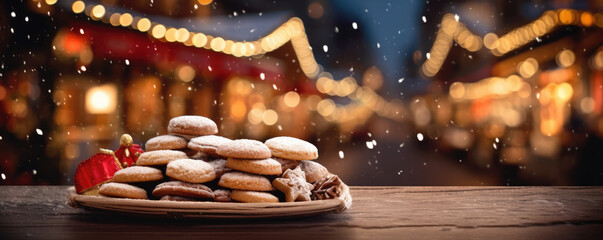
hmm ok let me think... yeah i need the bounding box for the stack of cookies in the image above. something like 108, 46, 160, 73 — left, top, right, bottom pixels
97, 115, 345, 203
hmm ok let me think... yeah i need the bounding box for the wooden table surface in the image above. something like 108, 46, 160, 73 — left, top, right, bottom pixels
1, 186, 602, 239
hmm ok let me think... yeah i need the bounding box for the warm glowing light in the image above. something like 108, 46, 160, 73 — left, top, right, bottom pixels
109, 13, 120, 26
119, 13, 133, 27
176, 65, 196, 82
581, 12, 593, 26
165, 28, 178, 42
176, 28, 190, 42
518, 58, 539, 78
151, 25, 166, 39
198, 0, 213, 5
137, 18, 151, 32
230, 100, 247, 122
283, 91, 301, 108
556, 50, 575, 68
555, 83, 573, 102
449, 82, 465, 100
211, 37, 226, 52
248, 108, 263, 124
85, 84, 117, 114
559, 9, 574, 25
72, 1, 85, 14
483, 33, 498, 49
192, 33, 208, 48
317, 99, 335, 116
262, 109, 278, 125
91, 5, 106, 19
45, 0, 57, 5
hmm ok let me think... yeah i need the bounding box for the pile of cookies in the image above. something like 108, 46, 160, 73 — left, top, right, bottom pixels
97, 115, 345, 203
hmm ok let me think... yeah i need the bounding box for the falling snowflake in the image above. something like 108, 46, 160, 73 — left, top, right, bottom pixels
422, 16, 427, 23
493, 143, 497, 149
1, 173, 5, 180
377, 43, 381, 48
426, 53, 431, 59
398, 78, 405, 83
208, 66, 213, 71
323, 45, 328, 53
125, 59, 130, 65
454, 14, 460, 21
417, 133, 424, 141
366, 141, 374, 149
338, 151, 344, 159
36, 128, 43, 135
352, 22, 358, 29
80, 29, 84, 34
260, 73, 265, 80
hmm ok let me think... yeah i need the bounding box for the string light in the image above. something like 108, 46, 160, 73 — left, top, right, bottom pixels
63, 1, 406, 124
423, 9, 601, 77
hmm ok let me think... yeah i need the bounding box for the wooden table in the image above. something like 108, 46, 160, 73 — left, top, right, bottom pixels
1, 186, 602, 239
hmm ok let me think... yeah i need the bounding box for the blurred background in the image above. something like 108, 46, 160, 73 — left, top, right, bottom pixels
0, 0, 602, 186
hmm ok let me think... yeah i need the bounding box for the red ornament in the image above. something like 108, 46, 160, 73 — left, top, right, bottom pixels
73, 149, 122, 194
114, 134, 144, 168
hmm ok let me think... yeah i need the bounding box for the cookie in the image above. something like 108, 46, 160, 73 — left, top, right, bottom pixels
274, 157, 300, 172
166, 159, 216, 183
225, 157, 282, 175
230, 190, 279, 203
152, 181, 214, 199
299, 161, 329, 183
112, 166, 164, 183
216, 139, 271, 159
99, 182, 147, 199
145, 135, 188, 151
272, 166, 314, 202
189, 135, 233, 156
265, 136, 318, 160
160, 195, 197, 202
218, 172, 274, 191
167, 115, 218, 136
136, 150, 188, 166
208, 159, 231, 178
213, 189, 231, 202
312, 175, 343, 200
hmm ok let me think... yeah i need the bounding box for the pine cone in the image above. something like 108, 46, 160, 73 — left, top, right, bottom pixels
311, 175, 342, 200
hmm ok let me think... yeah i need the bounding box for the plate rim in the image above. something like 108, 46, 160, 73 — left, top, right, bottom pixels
67, 183, 351, 219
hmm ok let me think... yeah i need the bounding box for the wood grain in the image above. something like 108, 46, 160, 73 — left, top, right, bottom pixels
1, 186, 602, 239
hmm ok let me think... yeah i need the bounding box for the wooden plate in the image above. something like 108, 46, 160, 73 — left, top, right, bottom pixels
67, 184, 352, 219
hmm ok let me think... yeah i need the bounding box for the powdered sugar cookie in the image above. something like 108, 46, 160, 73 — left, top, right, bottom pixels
136, 150, 188, 166
230, 190, 278, 203
112, 166, 163, 183
166, 159, 215, 183
99, 182, 147, 199
218, 172, 274, 191
225, 157, 282, 175
145, 135, 188, 151
167, 115, 218, 136
152, 181, 213, 199
216, 139, 271, 159
265, 136, 318, 160
188, 135, 233, 155
299, 161, 329, 183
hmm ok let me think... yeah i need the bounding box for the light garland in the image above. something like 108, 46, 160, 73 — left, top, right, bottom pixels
423, 9, 603, 77
56, 0, 405, 125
